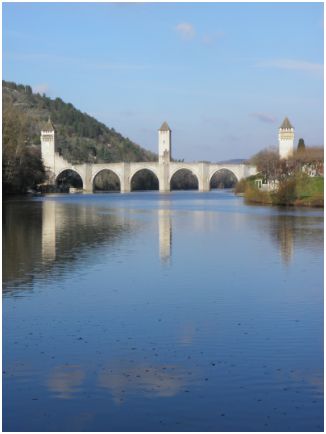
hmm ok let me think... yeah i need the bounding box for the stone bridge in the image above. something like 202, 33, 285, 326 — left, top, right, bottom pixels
41, 120, 257, 192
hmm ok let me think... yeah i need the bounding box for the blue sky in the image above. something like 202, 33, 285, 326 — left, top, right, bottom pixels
3, 2, 324, 161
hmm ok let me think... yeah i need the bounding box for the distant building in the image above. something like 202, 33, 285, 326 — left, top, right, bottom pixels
278, 117, 294, 159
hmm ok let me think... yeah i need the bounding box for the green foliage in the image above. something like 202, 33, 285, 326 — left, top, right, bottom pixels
2, 80, 157, 167
294, 175, 324, 207
247, 145, 324, 207
297, 138, 305, 152
243, 173, 324, 207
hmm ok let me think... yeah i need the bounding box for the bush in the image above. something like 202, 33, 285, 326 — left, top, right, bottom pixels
234, 178, 247, 194
244, 184, 272, 204
272, 178, 297, 205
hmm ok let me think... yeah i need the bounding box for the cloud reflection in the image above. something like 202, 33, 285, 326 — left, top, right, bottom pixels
47, 365, 85, 399
97, 362, 186, 404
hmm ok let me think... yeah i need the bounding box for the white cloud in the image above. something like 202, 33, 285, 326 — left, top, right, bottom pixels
33, 83, 49, 95
250, 113, 277, 124
256, 59, 323, 78
175, 22, 195, 40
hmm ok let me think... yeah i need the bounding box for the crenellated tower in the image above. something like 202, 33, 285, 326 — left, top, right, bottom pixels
278, 117, 294, 159
158, 121, 171, 164
41, 118, 55, 176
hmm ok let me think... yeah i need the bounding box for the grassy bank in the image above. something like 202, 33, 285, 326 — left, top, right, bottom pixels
293, 176, 324, 207
237, 175, 324, 207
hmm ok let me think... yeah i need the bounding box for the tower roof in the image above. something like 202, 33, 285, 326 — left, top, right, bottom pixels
279, 117, 293, 130
42, 117, 55, 132
159, 121, 171, 131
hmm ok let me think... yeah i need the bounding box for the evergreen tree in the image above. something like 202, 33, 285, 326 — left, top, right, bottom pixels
297, 138, 306, 152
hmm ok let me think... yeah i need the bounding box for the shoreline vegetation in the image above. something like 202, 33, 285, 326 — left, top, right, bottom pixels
235, 146, 324, 208
235, 175, 324, 208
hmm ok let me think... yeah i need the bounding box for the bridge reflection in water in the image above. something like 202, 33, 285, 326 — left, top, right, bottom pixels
4, 195, 323, 295
42, 200, 56, 261
41, 200, 173, 265
3, 197, 176, 294
158, 209, 172, 263
39, 200, 325, 271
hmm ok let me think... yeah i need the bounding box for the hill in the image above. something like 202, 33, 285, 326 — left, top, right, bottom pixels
2, 80, 157, 165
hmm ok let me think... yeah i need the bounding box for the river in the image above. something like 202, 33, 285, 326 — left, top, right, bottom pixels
3, 190, 324, 431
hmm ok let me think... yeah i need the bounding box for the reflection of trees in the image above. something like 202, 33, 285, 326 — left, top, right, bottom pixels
2, 199, 135, 294
269, 214, 323, 265
3, 200, 44, 288
274, 216, 294, 265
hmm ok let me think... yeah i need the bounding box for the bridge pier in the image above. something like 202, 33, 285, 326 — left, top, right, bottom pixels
198, 162, 210, 192
83, 163, 94, 193
159, 163, 170, 192
121, 163, 131, 193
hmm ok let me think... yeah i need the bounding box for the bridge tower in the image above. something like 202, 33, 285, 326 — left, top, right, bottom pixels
279, 117, 294, 159
158, 121, 171, 164
41, 118, 56, 180
158, 121, 171, 192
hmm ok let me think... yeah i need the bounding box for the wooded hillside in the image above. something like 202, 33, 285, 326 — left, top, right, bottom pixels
3, 80, 157, 165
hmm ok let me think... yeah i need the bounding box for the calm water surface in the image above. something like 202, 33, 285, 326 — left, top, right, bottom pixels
3, 191, 324, 431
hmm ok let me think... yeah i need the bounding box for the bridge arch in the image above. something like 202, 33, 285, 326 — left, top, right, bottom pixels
56, 169, 84, 192
92, 169, 121, 192
209, 168, 239, 189
170, 168, 199, 190
130, 168, 159, 191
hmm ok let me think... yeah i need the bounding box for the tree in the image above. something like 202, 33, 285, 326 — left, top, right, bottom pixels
288, 146, 324, 177
250, 148, 281, 182
2, 98, 45, 193
297, 138, 305, 152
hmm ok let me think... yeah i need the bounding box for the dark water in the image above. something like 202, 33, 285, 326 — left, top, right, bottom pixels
3, 191, 323, 432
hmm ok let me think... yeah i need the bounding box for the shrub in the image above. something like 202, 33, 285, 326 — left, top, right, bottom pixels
244, 184, 272, 204
234, 178, 247, 194
272, 178, 297, 205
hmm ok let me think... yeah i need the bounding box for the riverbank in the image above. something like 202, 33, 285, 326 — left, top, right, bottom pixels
237, 175, 324, 207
